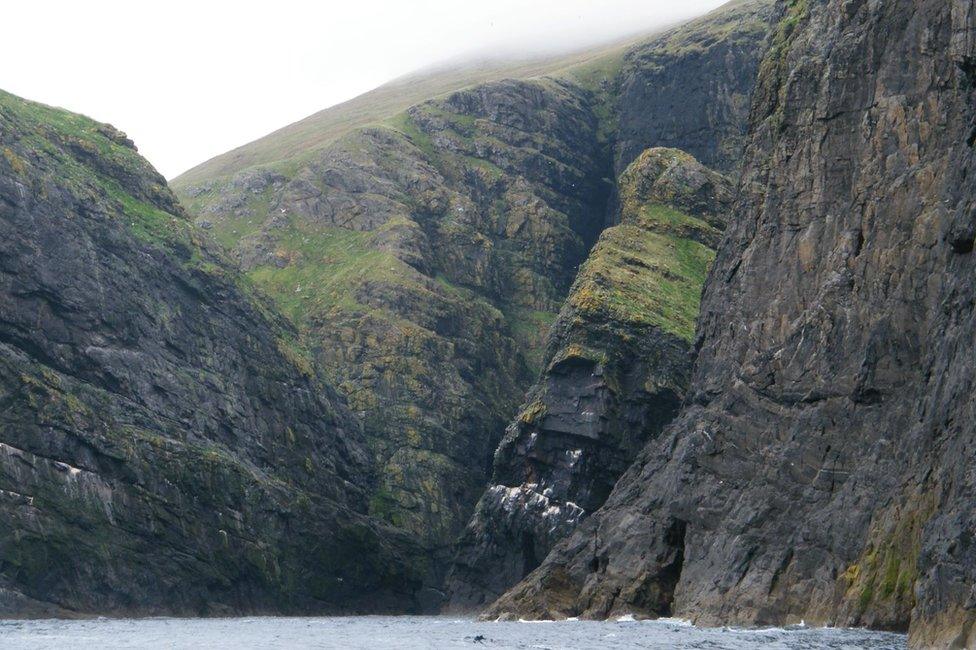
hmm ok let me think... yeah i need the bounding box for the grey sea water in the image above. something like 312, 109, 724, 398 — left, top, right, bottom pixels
0, 615, 907, 649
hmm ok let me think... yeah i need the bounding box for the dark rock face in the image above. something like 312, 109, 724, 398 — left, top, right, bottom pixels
614, 0, 772, 174
193, 78, 614, 558
486, 1, 976, 647
173, 1, 772, 573
447, 148, 733, 610
0, 91, 424, 615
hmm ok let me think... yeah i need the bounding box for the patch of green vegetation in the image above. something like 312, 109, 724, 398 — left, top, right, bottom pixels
384, 112, 437, 161
101, 179, 192, 248
880, 554, 903, 598
653, 0, 768, 59
248, 225, 381, 324
2, 146, 26, 174
368, 486, 402, 526
638, 202, 722, 240
506, 308, 559, 373
558, 48, 625, 93
842, 494, 937, 619
859, 581, 875, 613
245, 219, 437, 330
214, 190, 276, 250
0, 90, 202, 259
569, 210, 714, 343
777, 0, 809, 45
385, 104, 504, 182
277, 333, 315, 378
761, 0, 810, 130
462, 154, 505, 180
552, 47, 627, 146
1, 90, 130, 161
418, 104, 476, 132
764, 0, 809, 67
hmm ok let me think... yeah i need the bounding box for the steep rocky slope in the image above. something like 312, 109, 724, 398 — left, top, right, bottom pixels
171, 0, 772, 562
485, 1, 976, 647
181, 77, 614, 554
447, 148, 733, 609
0, 90, 425, 616
613, 0, 769, 175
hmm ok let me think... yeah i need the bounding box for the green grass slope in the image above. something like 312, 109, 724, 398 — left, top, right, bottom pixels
171, 32, 661, 189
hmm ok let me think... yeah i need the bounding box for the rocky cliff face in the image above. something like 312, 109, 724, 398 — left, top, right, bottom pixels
172, 0, 772, 569
180, 78, 613, 557
613, 0, 771, 174
485, 1, 976, 647
0, 90, 425, 616
446, 148, 733, 610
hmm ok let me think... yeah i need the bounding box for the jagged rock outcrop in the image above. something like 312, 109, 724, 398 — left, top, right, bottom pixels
171, 0, 772, 569
485, 1, 976, 647
0, 90, 426, 616
446, 148, 733, 609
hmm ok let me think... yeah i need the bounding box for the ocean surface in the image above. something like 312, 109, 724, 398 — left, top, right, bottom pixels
0, 615, 907, 649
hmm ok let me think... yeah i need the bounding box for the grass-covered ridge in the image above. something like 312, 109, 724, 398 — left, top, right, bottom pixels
565, 145, 732, 344
0, 90, 194, 252
569, 206, 716, 343
171, 28, 661, 189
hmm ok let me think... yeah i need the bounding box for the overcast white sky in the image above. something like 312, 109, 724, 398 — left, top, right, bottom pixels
2, 1, 727, 179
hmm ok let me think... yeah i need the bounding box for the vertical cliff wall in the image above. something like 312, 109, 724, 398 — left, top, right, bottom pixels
613, 0, 771, 174
0, 90, 424, 615
486, 1, 976, 647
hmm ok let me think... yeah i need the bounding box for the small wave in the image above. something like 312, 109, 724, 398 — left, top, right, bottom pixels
721, 625, 789, 635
